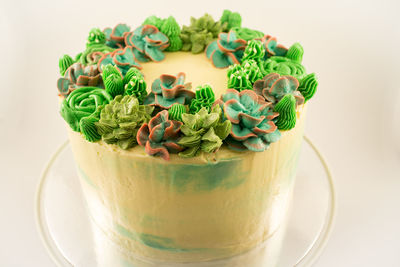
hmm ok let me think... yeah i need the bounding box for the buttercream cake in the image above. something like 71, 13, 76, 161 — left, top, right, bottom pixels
57, 10, 318, 266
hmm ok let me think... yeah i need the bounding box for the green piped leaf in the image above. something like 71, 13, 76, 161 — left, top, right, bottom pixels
274, 94, 297, 130
59, 54, 74, 76
104, 73, 124, 97
242, 40, 265, 62
298, 73, 318, 102
168, 103, 186, 121
286, 42, 304, 63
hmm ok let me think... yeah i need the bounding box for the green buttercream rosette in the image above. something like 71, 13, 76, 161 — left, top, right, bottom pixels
262, 56, 306, 79
231, 26, 264, 41
60, 86, 113, 138
189, 85, 216, 114
178, 105, 231, 158
95, 95, 154, 150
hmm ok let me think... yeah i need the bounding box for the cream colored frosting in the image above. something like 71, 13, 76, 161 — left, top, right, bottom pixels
66, 51, 308, 264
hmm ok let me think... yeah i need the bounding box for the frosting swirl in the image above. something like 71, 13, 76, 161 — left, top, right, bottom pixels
60, 86, 112, 132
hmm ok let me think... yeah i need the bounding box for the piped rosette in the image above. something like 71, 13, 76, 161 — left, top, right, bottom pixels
205, 30, 247, 68
144, 72, 195, 109
137, 110, 184, 160
215, 89, 280, 152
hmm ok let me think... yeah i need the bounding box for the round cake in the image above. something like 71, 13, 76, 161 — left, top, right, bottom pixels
57, 10, 318, 266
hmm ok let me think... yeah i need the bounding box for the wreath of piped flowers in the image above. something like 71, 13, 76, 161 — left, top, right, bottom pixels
57, 10, 318, 160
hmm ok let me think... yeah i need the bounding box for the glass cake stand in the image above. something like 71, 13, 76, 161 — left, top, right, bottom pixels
35, 136, 336, 267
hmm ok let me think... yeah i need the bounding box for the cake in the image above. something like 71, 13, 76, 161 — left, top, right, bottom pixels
57, 10, 318, 266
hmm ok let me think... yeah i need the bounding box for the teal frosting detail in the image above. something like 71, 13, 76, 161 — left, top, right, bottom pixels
178, 106, 232, 158
189, 85, 216, 114
57, 63, 102, 97
137, 110, 184, 161
231, 26, 264, 41
103, 24, 131, 48
298, 73, 318, 102
59, 54, 74, 76
180, 13, 223, 54
144, 72, 194, 109
205, 30, 247, 68
220, 10, 242, 32
286, 42, 304, 63
95, 95, 154, 150
253, 73, 304, 106
104, 73, 124, 97
241, 39, 265, 62
160, 16, 183, 52
87, 28, 106, 46
124, 74, 147, 105
262, 56, 306, 79
168, 103, 186, 121
60, 86, 112, 132
216, 89, 280, 152
125, 25, 169, 62
258, 35, 288, 59
98, 46, 142, 76
273, 94, 297, 130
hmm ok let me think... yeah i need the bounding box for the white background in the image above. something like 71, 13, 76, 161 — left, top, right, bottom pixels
1, 0, 399, 266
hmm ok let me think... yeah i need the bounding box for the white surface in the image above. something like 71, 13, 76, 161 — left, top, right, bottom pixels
0, 0, 399, 266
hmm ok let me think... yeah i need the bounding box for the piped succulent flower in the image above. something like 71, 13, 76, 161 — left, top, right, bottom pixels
168, 103, 187, 121
231, 27, 264, 41
227, 69, 253, 91
180, 13, 224, 54
59, 54, 74, 76
125, 25, 169, 62
103, 24, 131, 48
160, 16, 183, 52
137, 110, 184, 160
142, 15, 164, 29
216, 89, 280, 152
95, 95, 154, 150
98, 46, 142, 76
87, 28, 106, 46
298, 73, 318, 102
286, 42, 304, 63
253, 73, 304, 106
220, 10, 242, 32
144, 72, 194, 109
178, 106, 231, 158
273, 94, 297, 130
256, 35, 288, 59
241, 39, 265, 63
57, 63, 102, 97
262, 56, 306, 80
205, 30, 247, 68
60, 86, 113, 132
79, 31, 115, 66
124, 72, 147, 104
189, 85, 216, 114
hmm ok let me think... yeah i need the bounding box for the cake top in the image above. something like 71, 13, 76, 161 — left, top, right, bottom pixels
57, 10, 318, 160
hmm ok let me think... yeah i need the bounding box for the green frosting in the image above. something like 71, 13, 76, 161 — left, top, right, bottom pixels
95, 95, 154, 150
59, 54, 74, 76
104, 73, 124, 97
242, 59, 263, 84
143, 15, 164, 29
262, 56, 306, 79
60, 86, 113, 132
286, 42, 304, 63
79, 43, 114, 65
273, 94, 297, 130
189, 85, 216, 114
101, 64, 122, 81
168, 103, 186, 121
242, 40, 265, 62
87, 28, 106, 46
124, 75, 147, 105
227, 69, 252, 91
79, 107, 102, 142
231, 26, 264, 41
180, 14, 223, 54
220, 10, 242, 32
178, 106, 231, 157
298, 73, 318, 102
123, 67, 144, 85
160, 16, 183, 52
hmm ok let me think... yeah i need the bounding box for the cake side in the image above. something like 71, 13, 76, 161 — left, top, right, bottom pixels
68, 104, 307, 262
